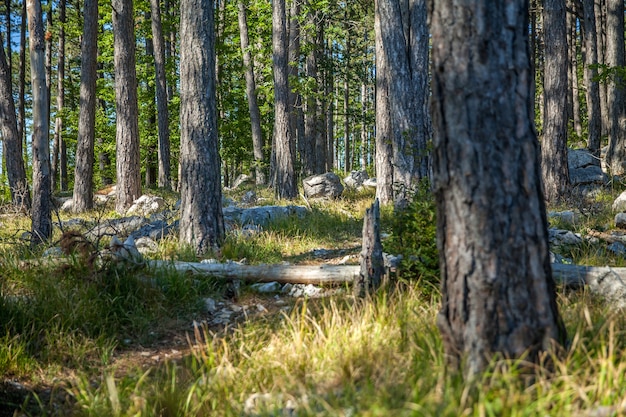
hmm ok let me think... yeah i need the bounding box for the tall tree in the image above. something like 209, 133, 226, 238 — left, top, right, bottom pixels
179, 0, 224, 254
430, 0, 565, 377
18, 0, 26, 160
238, 0, 265, 185
604, 0, 626, 175
27, 0, 52, 244
150, 0, 171, 189
375, 0, 430, 205
272, 0, 297, 199
0, 32, 31, 210
52, 0, 66, 192
72, 0, 98, 213
541, 0, 569, 202
583, 0, 601, 155
112, 0, 141, 213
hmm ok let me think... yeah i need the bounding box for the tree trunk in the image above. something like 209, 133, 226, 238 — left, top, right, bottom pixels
0, 32, 31, 210
303, 9, 319, 177
27, 0, 52, 245
569, 13, 583, 139
604, 0, 626, 175
150, 0, 171, 189
237, 1, 265, 185
430, 0, 566, 378
72, 0, 98, 213
18, 0, 27, 163
583, 0, 602, 155
144, 29, 157, 189
376, 0, 430, 204
112, 0, 141, 213
374, 0, 394, 205
595, 0, 609, 137
541, 0, 570, 203
52, 0, 66, 193
272, 0, 297, 200
354, 199, 384, 298
179, 0, 225, 254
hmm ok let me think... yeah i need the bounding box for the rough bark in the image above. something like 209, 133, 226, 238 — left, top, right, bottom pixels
72, 0, 98, 213
0, 32, 31, 210
272, 0, 297, 199
604, 0, 626, 175
430, 0, 566, 378
238, 1, 265, 185
303, 9, 319, 177
583, 0, 601, 155
150, 0, 171, 189
374, 0, 394, 205
27, 0, 52, 245
569, 13, 582, 138
376, 0, 430, 204
112, 0, 142, 213
179, 0, 225, 254
18, 1, 26, 161
595, 0, 609, 137
542, 0, 570, 203
354, 199, 384, 298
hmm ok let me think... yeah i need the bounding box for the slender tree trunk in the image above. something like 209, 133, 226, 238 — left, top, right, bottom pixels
604, 0, 626, 175
238, 1, 265, 185
595, 0, 609, 137
583, 0, 602, 155
179, 0, 224, 254
52, 0, 66, 192
569, 13, 583, 138
541, 0, 570, 202
44, 0, 52, 135
72, 0, 97, 213
272, 0, 297, 199
144, 28, 158, 189
27, 0, 52, 244
361, 80, 368, 172
18, 0, 27, 163
0, 32, 31, 210
325, 39, 335, 172
112, 0, 141, 213
150, 0, 171, 189
430, 0, 566, 378
343, 16, 351, 174
303, 9, 318, 177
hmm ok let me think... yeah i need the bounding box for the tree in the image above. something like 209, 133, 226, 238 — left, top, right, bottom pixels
604, 0, 626, 175
541, 0, 569, 202
52, 0, 67, 192
179, 0, 224, 254
150, 0, 171, 189
112, 0, 141, 213
0, 32, 31, 210
72, 0, 98, 213
583, 0, 601, 155
27, 0, 52, 244
375, 0, 430, 205
271, 0, 297, 199
430, 0, 565, 378
238, 0, 265, 185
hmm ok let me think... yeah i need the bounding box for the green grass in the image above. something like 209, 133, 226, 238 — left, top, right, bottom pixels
3, 187, 626, 415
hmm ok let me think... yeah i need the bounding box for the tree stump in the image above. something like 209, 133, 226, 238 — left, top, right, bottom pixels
354, 199, 384, 297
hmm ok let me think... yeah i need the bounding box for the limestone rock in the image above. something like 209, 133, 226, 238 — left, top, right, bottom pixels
303, 172, 344, 199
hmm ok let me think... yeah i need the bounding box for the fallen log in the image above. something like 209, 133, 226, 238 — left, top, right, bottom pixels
148, 260, 360, 286
149, 261, 626, 309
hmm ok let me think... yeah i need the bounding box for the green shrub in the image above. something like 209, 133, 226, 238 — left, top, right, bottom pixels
384, 181, 440, 294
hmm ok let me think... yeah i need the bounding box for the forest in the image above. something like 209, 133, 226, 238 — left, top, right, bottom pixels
2, 0, 626, 415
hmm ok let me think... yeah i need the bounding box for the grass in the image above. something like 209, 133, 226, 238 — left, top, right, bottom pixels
2, 186, 626, 415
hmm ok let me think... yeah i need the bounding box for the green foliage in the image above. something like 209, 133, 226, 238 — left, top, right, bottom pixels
384, 181, 440, 293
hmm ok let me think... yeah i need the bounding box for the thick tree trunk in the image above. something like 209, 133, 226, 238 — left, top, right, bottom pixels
179, 0, 224, 254
112, 0, 142, 213
72, 0, 98, 213
27, 0, 52, 245
0, 33, 31, 210
374, 0, 394, 205
272, 0, 297, 200
542, 0, 570, 203
583, 0, 602, 155
604, 0, 626, 175
150, 0, 171, 189
238, 1, 265, 185
430, 0, 566, 378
